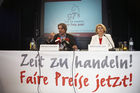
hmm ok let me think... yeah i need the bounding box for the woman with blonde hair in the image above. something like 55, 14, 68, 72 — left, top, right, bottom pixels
90, 24, 115, 50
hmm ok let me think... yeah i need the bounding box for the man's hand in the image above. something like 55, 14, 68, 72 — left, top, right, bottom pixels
72, 45, 78, 50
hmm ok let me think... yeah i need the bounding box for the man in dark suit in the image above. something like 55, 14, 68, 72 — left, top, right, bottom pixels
52, 23, 78, 51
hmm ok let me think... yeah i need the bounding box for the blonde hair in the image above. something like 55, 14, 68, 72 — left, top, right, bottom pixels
95, 24, 107, 33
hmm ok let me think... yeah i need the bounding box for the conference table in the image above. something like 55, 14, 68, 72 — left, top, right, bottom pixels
0, 50, 140, 93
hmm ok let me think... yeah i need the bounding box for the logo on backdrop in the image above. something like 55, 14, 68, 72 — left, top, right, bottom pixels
65, 4, 84, 26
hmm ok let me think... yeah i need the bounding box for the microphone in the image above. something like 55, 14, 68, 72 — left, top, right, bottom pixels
64, 38, 70, 45
61, 38, 71, 51
104, 34, 115, 51
55, 37, 61, 44
61, 38, 70, 45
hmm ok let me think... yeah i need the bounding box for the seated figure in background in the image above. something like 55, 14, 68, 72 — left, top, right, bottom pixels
52, 23, 78, 51
90, 24, 115, 50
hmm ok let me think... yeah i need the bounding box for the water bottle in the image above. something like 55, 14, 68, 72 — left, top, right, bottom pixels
123, 41, 128, 51
118, 41, 123, 51
129, 37, 134, 51
30, 38, 36, 50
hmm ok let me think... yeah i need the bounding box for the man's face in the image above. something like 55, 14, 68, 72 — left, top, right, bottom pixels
58, 25, 66, 36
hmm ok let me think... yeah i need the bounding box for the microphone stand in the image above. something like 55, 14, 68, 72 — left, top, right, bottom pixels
104, 34, 115, 51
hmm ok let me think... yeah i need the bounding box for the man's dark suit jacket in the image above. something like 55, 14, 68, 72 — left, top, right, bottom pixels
52, 33, 77, 51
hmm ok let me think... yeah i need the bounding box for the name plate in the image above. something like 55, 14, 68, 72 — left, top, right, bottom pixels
88, 44, 108, 51
40, 44, 59, 51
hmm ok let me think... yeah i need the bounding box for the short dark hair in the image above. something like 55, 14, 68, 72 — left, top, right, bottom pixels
58, 23, 67, 32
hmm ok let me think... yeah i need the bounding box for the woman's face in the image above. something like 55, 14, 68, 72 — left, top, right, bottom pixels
96, 26, 105, 35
